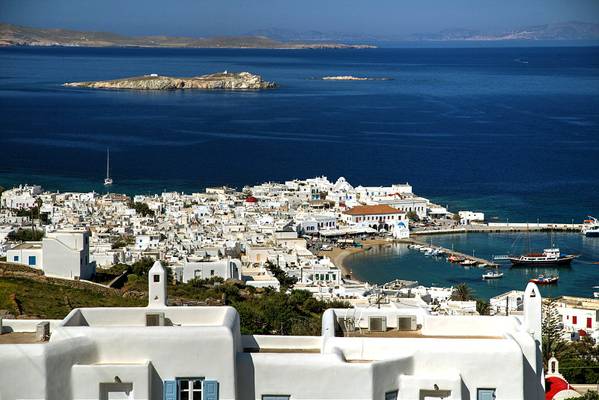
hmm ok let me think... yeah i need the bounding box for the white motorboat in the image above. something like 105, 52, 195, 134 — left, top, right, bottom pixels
482, 271, 504, 280
582, 216, 599, 237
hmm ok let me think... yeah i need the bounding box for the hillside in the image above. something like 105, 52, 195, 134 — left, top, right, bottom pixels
0, 23, 375, 49
0, 260, 349, 335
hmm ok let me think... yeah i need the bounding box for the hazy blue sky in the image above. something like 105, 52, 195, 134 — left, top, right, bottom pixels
2, 0, 598, 36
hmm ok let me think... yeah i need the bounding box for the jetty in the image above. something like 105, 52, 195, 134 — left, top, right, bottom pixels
411, 222, 582, 236
403, 238, 500, 268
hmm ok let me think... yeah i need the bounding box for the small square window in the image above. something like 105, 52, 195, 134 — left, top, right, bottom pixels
153, 275, 160, 283
385, 391, 398, 400
477, 388, 496, 400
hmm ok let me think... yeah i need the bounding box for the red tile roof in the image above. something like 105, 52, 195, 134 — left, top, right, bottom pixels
343, 205, 404, 216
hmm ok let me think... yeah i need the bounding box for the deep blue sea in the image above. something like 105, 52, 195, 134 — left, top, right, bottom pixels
0, 46, 598, 223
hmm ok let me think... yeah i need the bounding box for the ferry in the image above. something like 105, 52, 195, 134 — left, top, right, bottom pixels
508, 248, 577, 267
582, 216, 599, 237
529, 275, 559, 285
482, 271, 503, 280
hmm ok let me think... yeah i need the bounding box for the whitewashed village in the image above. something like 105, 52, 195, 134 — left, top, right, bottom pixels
0, 177, 597, 399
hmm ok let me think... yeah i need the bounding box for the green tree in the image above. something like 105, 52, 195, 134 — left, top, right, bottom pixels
476, 299, 490, 315
130, 257, 157, 277
406, 211, 420, 222
7, 228, 44, 242
129, 201, 155, 217
542, 298, 568, 367
560, 336, 599, 383
111, 234, 134, 249
566, 391, 599, 400
264, 261, 297, 290
451, 283, 474, 301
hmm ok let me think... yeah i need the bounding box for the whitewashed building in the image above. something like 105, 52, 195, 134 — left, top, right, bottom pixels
6, 230, 95, 280
343, 205, 407, 230
0, 265, 545, 400
175, 258, 242, 283
458, 211, 485, 225
555, 296, 599, 336
0, 185, 42, 209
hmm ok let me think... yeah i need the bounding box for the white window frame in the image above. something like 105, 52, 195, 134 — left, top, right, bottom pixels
178, 377, 204, 400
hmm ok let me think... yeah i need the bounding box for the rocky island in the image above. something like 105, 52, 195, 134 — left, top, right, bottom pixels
63, 71, 277, 90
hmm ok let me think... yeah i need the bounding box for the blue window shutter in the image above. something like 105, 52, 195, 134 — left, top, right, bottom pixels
163, 380, 177, 400
204, 380, 219, 400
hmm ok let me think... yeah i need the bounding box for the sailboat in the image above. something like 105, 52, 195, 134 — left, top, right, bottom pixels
508, 230, 577, 267
104, 148, 113, 186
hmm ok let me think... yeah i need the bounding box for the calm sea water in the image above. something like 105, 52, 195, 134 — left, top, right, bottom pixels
345, 232, 599, 299
0, 46, 598, 222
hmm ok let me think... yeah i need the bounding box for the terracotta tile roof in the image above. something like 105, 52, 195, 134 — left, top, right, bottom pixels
343, 205, 404, 216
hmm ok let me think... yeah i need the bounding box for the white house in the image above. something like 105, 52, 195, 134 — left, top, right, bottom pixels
490, 290, 525, 316
175, 258, 242, 283
135, 234, 162, 251
343, 205, 407, 230
458, 211, 485, 225
0, 185, 42, 209
42, 230, 95, 280
0, 271, 546, 400
555, 296, 599, 336
7, 230, 95, 280
6, 242, 43, 269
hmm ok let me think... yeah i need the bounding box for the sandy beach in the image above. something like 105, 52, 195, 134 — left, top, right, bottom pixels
319, 239, 394, 282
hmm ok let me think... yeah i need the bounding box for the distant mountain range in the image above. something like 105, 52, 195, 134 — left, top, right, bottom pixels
251, 21, 599, 43
1, 21, 597, 50
0, 23, 374, 49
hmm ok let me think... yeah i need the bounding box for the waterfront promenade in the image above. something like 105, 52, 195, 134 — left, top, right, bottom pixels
412, 222, 582, 235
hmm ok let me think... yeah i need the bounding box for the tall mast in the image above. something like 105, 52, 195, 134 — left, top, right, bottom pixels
106, 148, 110, 179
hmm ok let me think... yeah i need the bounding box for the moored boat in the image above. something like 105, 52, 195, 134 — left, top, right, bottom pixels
509, 248, 577, 267
482, 271, 503, 280
447, 255, 464, 263
460, 259, 477, 266
582, 216, 599, 237
529, 274, 559, 285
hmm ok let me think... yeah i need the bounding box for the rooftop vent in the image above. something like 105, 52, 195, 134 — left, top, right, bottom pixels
146, 312, 165, 327
36, 321, 50, 341
368, 316, 387, 332
397, 315, 417, 331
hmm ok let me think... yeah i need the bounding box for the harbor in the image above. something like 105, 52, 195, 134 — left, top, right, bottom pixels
345, 231, 599, 300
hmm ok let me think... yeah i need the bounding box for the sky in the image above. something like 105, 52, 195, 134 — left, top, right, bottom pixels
2, 0, 599, 37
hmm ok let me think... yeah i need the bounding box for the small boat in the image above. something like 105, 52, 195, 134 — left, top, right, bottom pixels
460, 259, 477, 266
509, 248, 577, 267
529, 275, 559, 285
582, 216, 599, 237
593, 286, 599, 299
448, 255, 464, 263
482, 271, 503, 280
408, 244, 422, 250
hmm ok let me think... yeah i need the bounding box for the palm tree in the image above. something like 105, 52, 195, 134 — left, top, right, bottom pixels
451, 283, 474, 301
476, 299, 490, 315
